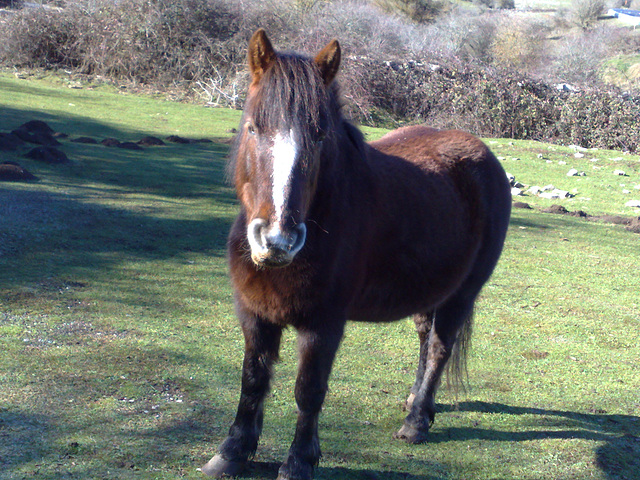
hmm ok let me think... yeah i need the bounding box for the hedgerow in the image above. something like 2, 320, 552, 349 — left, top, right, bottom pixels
1, 0, 639, 151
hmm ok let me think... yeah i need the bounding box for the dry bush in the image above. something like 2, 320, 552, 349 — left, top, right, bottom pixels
345, 56, 640, 151
473, 0, 515, 9
604, 26, 640, 56
1, 0, 639, 151
0, 5, 87, 68
491, 16, 547, 72
373, 0, 450, 23
352, 58, 560, 138
418, 9, 498, 62
0, 0, 246, 85
550, 29, 608, 85
570, 0, 606, 29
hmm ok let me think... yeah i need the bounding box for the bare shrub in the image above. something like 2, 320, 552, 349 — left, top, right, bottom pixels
604, 26, 640, 56
473, 0, 515, 9
491, 15, 548, 73
0, 0, 249, 85
1, 0, 639, 152
349, 57, 559, 137
0, 5, 87, 68
194, 67, 246, 108
570, 0, 606, 29
345, 55, 640, 151
373, 0, 450, 23
550, 29, 608, 85
298, 1, 411, 56
420, 8, 498, 62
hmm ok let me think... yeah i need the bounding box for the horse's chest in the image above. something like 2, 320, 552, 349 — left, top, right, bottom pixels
230, 261, 315, 324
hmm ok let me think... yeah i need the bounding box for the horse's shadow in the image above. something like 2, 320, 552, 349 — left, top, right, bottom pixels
239, 401, 638, 479
435, 401, 639, 478
240, 461, 437, 479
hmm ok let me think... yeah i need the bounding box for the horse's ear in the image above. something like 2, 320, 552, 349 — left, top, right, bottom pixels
248, 29, 276, 81
315, 39, 341, 86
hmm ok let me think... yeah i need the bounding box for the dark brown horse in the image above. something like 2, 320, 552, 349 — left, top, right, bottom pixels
203, 30, 511, 480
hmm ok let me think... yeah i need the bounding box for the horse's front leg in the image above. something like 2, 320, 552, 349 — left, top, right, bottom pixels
203, 309, 282, 478
277, 322, 345, 480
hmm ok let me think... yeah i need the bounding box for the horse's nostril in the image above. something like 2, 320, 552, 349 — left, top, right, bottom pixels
247, 219, 307, 266
263, 227, 299, 252
248, 218, 269, 252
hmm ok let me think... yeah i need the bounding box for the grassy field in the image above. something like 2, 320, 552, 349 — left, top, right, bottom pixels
1, 72, 639, 480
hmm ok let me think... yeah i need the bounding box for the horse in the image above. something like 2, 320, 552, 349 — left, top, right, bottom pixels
203, 29, 511, 480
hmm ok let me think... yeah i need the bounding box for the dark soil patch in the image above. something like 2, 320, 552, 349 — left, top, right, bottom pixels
11, 120, 60, 146
0, 162, 37, 181
166, 135, 191, 144
20, 120, 54, 134
542, 204, 588, 217
137, 136, 165, 146
513, 201, 532, 209
101, 138, 121, 147
12, 127, 60, 147
599, 215, 640, 233
71, 136, 98, 144
521, 349, 549, 360
25, 146, 70, 164
541, 204, 640, 234
166, 135, 212, 144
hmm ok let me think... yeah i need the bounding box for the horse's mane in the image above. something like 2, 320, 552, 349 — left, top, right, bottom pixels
227, 51, 345, 183
256, 52, 340, 135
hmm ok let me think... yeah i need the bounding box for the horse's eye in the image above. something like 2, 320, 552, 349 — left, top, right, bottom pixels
247, 123, 256, 135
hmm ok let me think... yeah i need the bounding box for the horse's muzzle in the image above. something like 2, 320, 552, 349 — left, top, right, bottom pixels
247, 219, 307, 267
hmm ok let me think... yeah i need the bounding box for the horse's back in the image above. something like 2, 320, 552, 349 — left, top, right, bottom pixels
370, 125, 440, 150
369, 125, 509, 218
347, 125, 511, 321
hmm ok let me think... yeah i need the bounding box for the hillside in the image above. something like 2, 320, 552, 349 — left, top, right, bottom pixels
1, 74, 639, 480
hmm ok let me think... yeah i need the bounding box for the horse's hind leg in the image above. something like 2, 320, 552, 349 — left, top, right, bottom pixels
395, 291, 477, 444
406, 311, 435, 411
203, 307, 282, 477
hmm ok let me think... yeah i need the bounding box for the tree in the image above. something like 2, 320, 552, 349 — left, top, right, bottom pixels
570, 0, 605, 30
374, 0, 449, 24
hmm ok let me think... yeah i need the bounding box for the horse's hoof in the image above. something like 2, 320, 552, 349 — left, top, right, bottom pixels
393, 423, 429, 444
276, 458, 314, 480
201, 454, 245, 478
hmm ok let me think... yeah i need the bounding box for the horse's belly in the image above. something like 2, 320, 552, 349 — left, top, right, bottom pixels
347, 250, 473, 322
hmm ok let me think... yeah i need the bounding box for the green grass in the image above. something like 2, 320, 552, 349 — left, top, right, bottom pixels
488, 139, 640, 216
1, 73, 639, 480
602, 54, 640, 90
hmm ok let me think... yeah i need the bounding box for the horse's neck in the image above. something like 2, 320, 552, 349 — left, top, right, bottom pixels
313, 122, 373, 215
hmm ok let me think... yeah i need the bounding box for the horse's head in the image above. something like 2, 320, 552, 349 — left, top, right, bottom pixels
233, 29, 341, 268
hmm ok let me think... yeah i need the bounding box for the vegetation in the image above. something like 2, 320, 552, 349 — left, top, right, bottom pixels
374, 0, 450, 23
1, 0, 640, 150
570, 0, 606, 30
1, 73, 639, 480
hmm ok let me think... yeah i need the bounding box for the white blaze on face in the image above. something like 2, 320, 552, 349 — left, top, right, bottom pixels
271, 130, 298, 223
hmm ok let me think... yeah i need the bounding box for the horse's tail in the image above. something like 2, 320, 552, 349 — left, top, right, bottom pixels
446, 306, 474, 396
